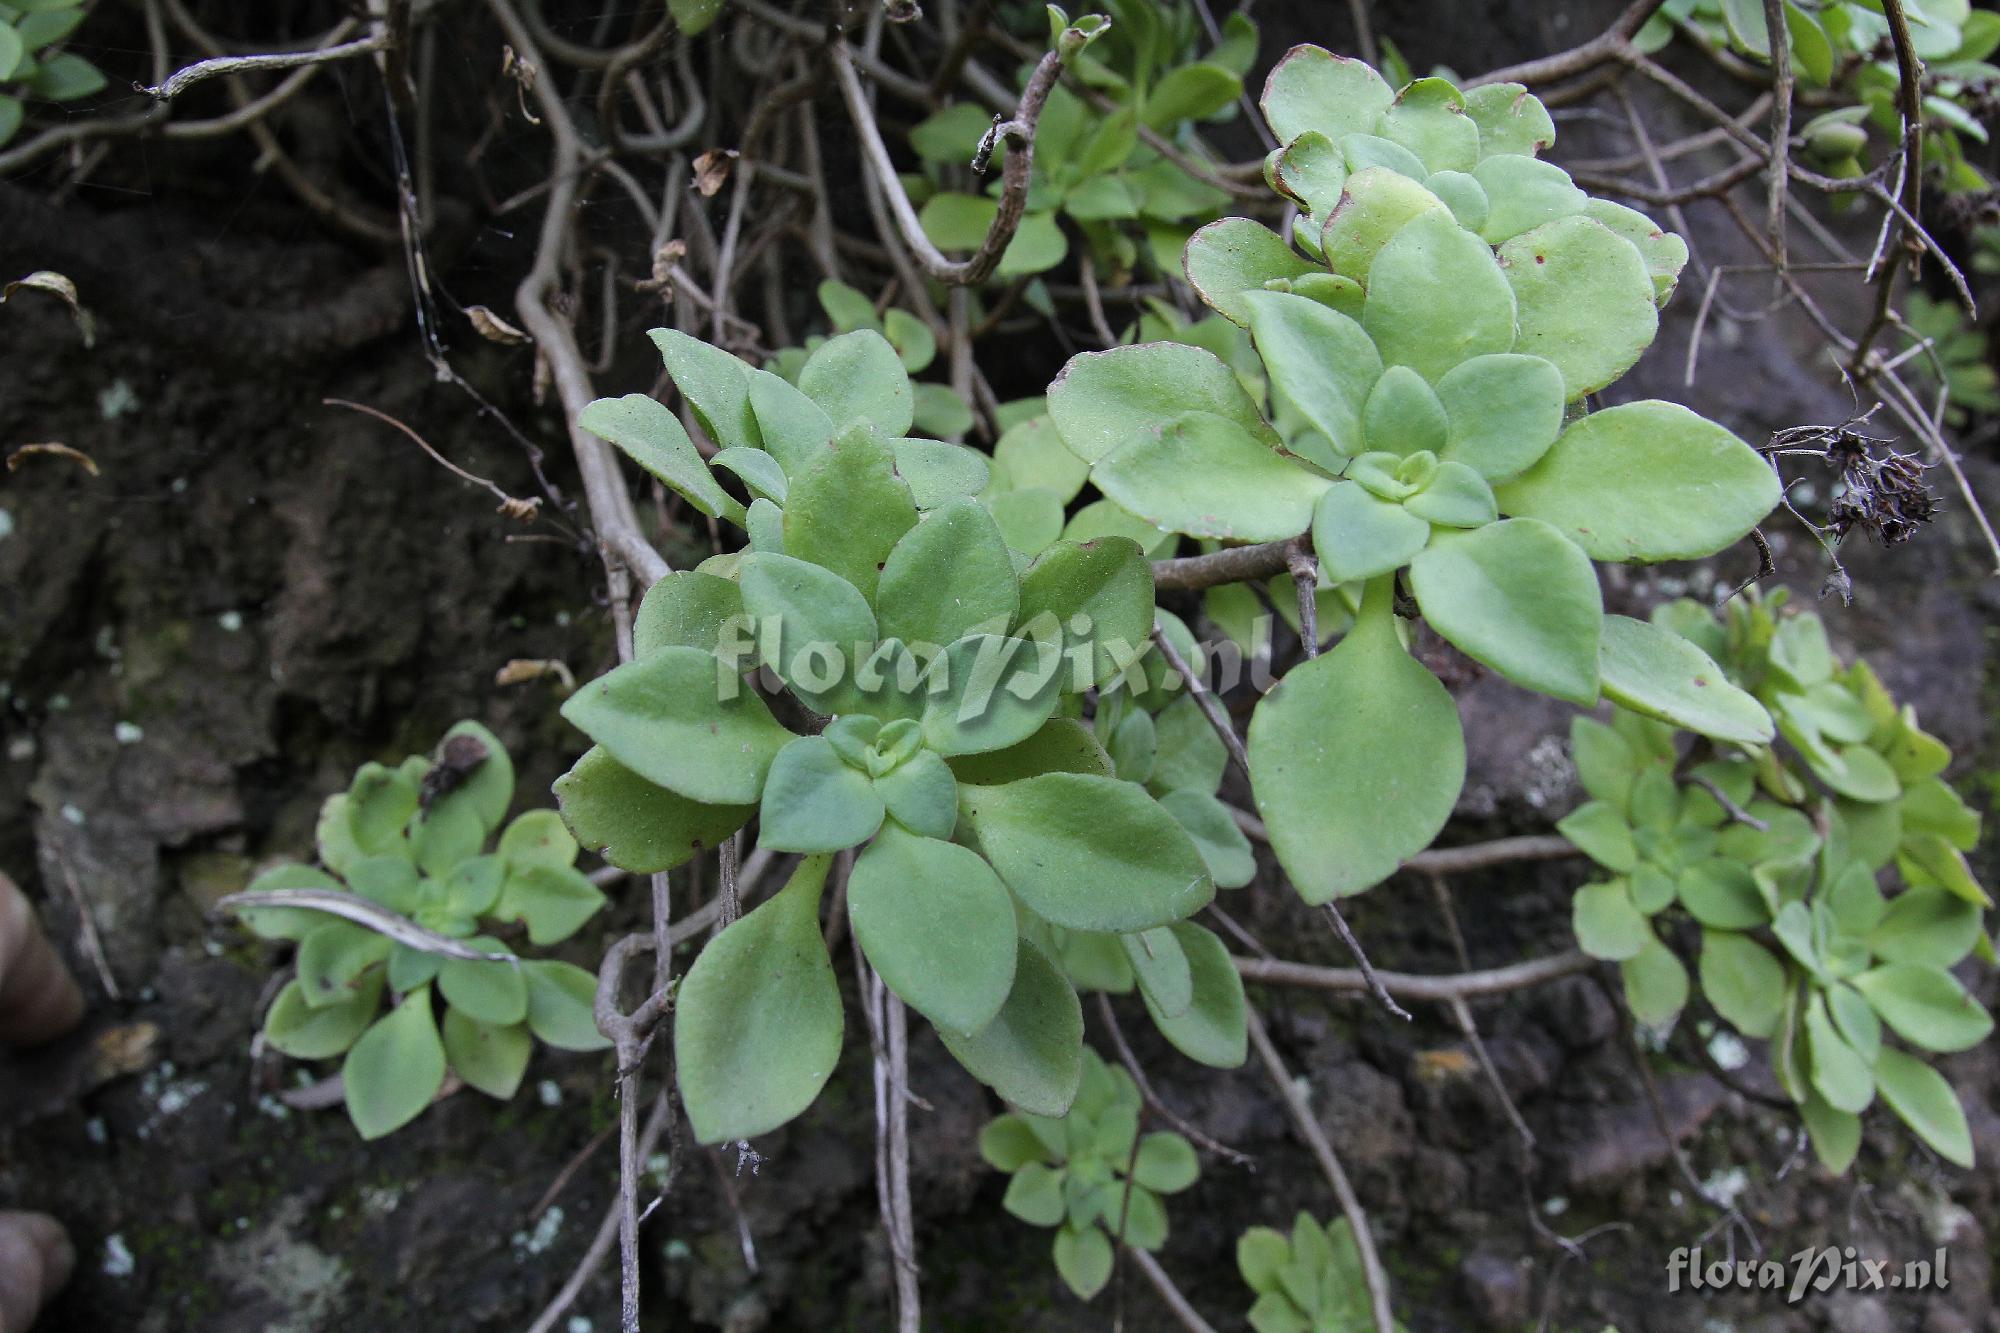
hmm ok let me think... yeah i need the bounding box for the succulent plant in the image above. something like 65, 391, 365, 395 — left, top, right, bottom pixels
238, 723, 610, 1139
980, 1048, 1201, 1299
1564, 593, 1992, 1170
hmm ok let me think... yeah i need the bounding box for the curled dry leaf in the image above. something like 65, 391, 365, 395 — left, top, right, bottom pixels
6, 443, 100, 476
693, 148, 739, 197
466, 305, 532, 346
495, 658, 578, 692
2, 271, 95, 347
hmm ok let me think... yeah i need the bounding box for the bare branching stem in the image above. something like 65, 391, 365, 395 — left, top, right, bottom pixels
1235, 949, 1596, 1001
1152, 539, 1294, 591
140, 32, 390, 100
1246, 1008, 1396, 1333
832, 41, 1063, 286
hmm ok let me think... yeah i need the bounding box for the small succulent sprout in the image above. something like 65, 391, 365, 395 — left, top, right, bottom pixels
980, 1048, 1202, 1300
239, 723, 609, 1140
1559, 591, 1992, 1173
1238, 1211, 1399, 1333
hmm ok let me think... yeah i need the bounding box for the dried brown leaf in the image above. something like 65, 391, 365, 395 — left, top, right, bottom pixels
7, 443, 100, 476
494, 658, 578, 692
693, 148, 739, 197
466, 304, 532, 346
3, 271, 95, 347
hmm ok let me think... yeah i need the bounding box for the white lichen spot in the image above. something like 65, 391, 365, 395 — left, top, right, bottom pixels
513, 1206, 564, 1257
1668, 1189, 1684, 1208
49, 693, 70, 711
257, 1094, 291, 1120
1522, 733, 1575, 810
537, 1079, 562, 1107
60, 803, 85, 826
1541, 1196, 1569, 1217
98, 379, 139, 420
94, 626, 120, 660
566, 1318, 594, 1333
663, 1239, 692, 1262
358, 1186, 403, 1218
645, 1152, 671, 1187
0, 508, 13, 541
6, 737, 33, 762
1700, 1166, 1749, 1209
170, 477, 188, 494
1706, 1030, 1749, 1071
218, 610, 245, 633
103, 1234, 135, 1278
85, 1117, 107, 1145
114, 721, 144, 744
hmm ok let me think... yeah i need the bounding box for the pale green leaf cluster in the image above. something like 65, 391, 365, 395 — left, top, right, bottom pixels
567, 326, 1252, 1144
1564, 592, 1990, 1171
980, 1049, 1200, 1299
1667, 0, 1999, 194
0, 0, 104, 147
1037, 49, 1783, 905
244, 722, 609, 1140
1237, 1212, 1403, 1333
911, 0, 1256, 280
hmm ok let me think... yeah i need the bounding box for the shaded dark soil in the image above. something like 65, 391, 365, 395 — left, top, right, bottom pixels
5, 2, 2000, 1330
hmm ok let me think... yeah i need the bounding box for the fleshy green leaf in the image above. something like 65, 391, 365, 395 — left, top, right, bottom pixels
1016, 537, 1155, 690
1498, 216, 1659, 398
675, 855, 843, 1143
1004, 1162, 1068, 1226
1874, 1045, 1975, 1167
1494, 401, 1781, 562
1598, 615, 1775, 744
560, 646, 794, 805
1408, 518, 1601, 704
522, 959, 612, 1051
1048, 342, 1282, 465
633, 570, 743, 658
553, 746, 752, 874
1184, 217, 1319, 326
759, 735, 885, 852
1473, 153, 1586, 244
1852, 963, 1994, 1053
922, 634, 1064, 756
494, 856, 608, 940
342, 988, 448, 1140
849, 824, 1018, 1036
298, 921, 393, 1009
1312, 481, 1433, 583
1157, 787, 1256, 889
797, 329, 915, 438
1435, 353, 1566, 482
938, 940, 1084, 1116
1259, 44, 1393, 144
1363, 210, 1517, 381
1805, 993, 1875, 1113
1241, 290, 1382, 459
738, 550, 878, 716
1574, 881, 1650, 960
1094, 410, 1329, 542
1053, 1223, 1115, 1300
263, 974, 383, 1060
1246, 584, 1464, 900
438, 938, 528, 1027
1621, 935, 1689, 1027
781, 427, 918, 601
1464, 81, 1556, 157
580, 394, 745, 524
442, 1010, 531, 1100
1699, 930, 1787, 1039
876, 496, 1019, 648
961, 773, 1214, 931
